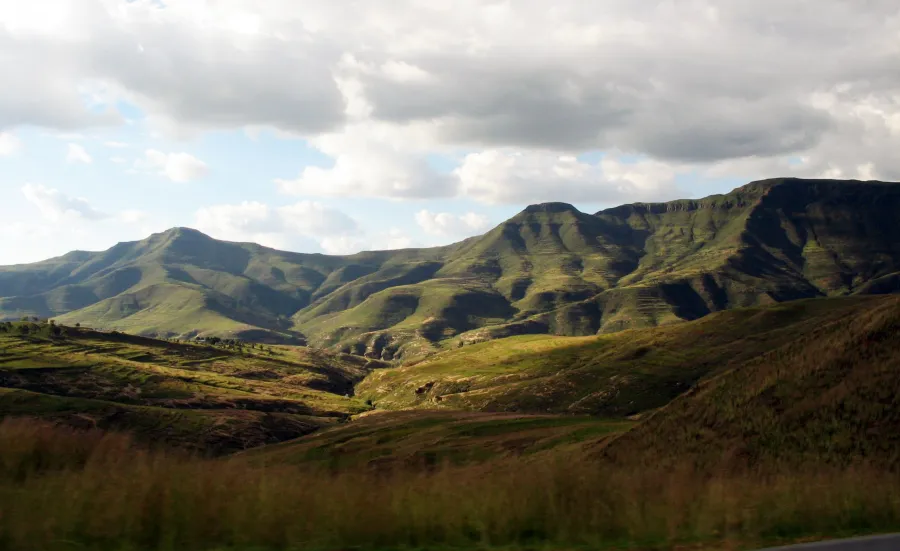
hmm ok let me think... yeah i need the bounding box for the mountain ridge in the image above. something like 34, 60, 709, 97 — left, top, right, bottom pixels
3, 177, 900, 359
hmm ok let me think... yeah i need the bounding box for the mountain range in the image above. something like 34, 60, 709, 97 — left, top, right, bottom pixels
3, 177, 900, 361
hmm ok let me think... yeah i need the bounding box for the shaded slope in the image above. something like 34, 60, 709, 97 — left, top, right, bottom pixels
0, 323, 380, 453
601, 293, 900, 469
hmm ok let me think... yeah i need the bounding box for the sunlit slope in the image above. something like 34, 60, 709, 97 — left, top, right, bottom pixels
0, 228, 446, 342
357, 295, 886, 416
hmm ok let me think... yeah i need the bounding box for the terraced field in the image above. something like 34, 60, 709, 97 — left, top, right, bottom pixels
0, 324, 380, 453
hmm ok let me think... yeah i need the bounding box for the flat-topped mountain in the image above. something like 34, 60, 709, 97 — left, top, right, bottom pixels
2, 178, 900, 360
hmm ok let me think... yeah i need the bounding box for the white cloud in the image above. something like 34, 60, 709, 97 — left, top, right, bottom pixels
21, 183, 106, 222
141, 150, 208, 182
194, 200, 359, 251
275, 120, 456, 200
278, 201, 361, 236
379, 228, 416, 250
455, 150, 682, 205
415, 210, 490, 237
320, 228, 417, 254
109, 156, 127, 164
0, 132, 22, 156
319, 235, 369, 255
66, 143, 92, 164
118, 209, 147, 224
0, 0, 899, 209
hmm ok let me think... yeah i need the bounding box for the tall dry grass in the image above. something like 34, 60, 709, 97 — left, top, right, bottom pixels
1, 417, 899, 551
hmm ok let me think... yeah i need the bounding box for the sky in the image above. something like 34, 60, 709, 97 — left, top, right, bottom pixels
1, 1, 899, 265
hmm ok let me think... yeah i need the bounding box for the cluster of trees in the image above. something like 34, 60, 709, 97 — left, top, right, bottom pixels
0, 319, 64, 338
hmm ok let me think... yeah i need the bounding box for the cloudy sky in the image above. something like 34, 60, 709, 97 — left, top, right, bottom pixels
2, 0, 899, 264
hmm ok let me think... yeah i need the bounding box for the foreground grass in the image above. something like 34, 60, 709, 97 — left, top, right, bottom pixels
3, 418, 900, 551
239, 410, 634, 470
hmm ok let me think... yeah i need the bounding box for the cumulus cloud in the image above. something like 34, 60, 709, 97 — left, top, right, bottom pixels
455, 150, 682, 205
21, 183, 106, 221
0, 132, 21, 156
275, 114, 457, 199
141, 150, 208, 182
415, 210, 490, 237
0, 0, 338, 134
194, 200, 359, 251
66, 143, 92, 164
321, 228, 418, 254
2, 0, 900, 203
118, 209, 147, 224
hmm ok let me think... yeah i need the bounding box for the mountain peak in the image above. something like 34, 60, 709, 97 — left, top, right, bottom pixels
160, 227, 210, 239
521, 202, 580, 215
145, 227, 215, 247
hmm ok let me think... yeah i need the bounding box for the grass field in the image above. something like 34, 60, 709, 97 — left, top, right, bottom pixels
602, 293, 900, 470
3, 293, 900, 549
238, 409, 634, 470
0, 323, 376, 453
3, 417, 900, 551
357, 295, 884, 416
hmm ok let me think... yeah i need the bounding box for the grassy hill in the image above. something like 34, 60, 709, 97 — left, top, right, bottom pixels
3, 178, 900, 359
601, 293, 900, 470
356, 295, 886, 417
4, 297, 900, 550
0, 322, 380, 453
238, 409, 633, 470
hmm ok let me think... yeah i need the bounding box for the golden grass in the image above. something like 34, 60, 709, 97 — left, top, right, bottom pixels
2, 417, 900, 551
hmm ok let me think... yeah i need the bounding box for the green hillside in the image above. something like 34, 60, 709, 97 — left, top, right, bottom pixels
3, 178, 900, 358
0, 322, 380, 453
239, 409, 633, 470
601, 293, 900, 470
356, 295, 885, 416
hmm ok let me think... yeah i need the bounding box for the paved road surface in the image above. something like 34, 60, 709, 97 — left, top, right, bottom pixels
758, 534, 900, 550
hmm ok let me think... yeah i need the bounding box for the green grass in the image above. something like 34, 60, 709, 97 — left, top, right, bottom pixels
238, 410, 633, 470
0, 323, 374, 453
603, 293, 900, 470
3, 417, 900, 551
0, 388, 339, 454
357, 295, 882, 415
